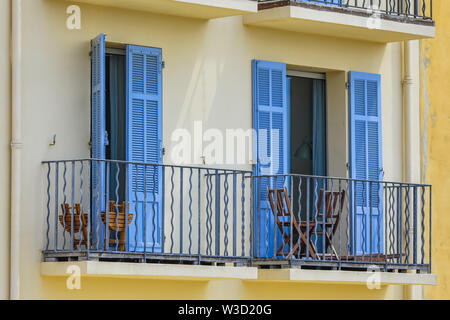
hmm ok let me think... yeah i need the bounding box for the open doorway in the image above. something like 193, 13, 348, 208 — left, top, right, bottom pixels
105, 49, 127, 202
288, 71, 327, 220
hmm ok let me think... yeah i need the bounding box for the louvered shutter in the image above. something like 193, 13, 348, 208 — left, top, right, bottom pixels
91, 34, 106, 248
126, 45, 163, 252
349, 71, 383, 255
253, 60, 289, 258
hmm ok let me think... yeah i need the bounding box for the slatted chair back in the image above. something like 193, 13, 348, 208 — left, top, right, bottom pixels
101, 201, 134, 232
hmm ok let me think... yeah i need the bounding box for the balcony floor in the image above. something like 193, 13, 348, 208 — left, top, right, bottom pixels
43, 250, 430, 274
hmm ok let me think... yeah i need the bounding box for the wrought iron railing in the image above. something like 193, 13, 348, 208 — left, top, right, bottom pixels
253, 174, 432, 272
43, 159, 253, 265
257, 0, 434, 21
42, 159, 432, 272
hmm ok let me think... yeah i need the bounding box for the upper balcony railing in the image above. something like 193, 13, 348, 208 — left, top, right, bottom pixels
257, 0, 434, 21
42, 159, 432, 273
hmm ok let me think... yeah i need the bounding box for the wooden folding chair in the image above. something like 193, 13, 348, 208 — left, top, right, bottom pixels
313, 189, 346, 259
101, 201, 134, 251
267, 187, 317, 259
59, 203, 89, 250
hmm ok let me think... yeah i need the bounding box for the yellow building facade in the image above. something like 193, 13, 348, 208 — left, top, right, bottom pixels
421, 0, 450, 300
0, 0, 445, 300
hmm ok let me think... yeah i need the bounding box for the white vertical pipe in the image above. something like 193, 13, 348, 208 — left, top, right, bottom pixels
403, 40, 423, 300
10, 0, 22, 300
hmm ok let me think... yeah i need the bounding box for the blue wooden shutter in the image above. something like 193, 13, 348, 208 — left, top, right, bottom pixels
252, 59, 288, 258
126, 45, 163, 252
349, 71, 383, 255
91, 33, 106, 247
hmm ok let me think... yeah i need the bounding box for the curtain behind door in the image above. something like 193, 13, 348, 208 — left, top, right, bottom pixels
312, 79, 326, 177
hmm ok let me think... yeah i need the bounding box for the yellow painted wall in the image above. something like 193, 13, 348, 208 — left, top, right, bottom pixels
0, 0, 11, 300
1, 0, 421, 299
421, 0, 450, 300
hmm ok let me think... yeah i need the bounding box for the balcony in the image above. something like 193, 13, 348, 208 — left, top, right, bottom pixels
244, 0, 435, 43
41, 159, 435, 284
69, 0, 258, 19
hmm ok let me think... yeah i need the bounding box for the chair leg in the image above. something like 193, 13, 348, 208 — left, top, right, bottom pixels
299, 231, 317, 259
286, 242, 299, 259
325, 232, 339, 259
120, 231, 126, 251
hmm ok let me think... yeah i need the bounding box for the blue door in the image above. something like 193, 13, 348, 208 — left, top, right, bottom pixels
349, 71, 384, 255
91, 33, 107, 249
126, 45, 163, 252
252, 60, 289, 258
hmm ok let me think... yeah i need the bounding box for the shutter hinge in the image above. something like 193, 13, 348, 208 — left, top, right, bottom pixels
162, 61, 166, 69
345, 82, 350, 89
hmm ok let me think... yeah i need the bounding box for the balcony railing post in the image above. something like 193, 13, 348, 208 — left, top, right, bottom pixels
197, 168, 201, 263
124, 162, 129, 253
429, 185, 432, 273
133, 164, 139, 253
152, 164, 157, 254
223, 173, 229, 256
250, 173, 254, 264
78, 161, 84, 253
188, 168, 193, 255
70, 161, 75, 252
180, 167, 183, 254
413, 185, 418, 265
87, 160, 91, 259
257, 176, 261, 258
369, 181, 373, 263
241, 173, 246, 257
273, 176, 277, 259
398, 185, 403, 264
292, 176, 297, 261
233, 172, 237, 257
322, 177, 326, 260
143, 164, 147, 260
104, 161, 109, 252
54, 162, 59, 252
306, 177, 310, 259
215, 170, 221, 256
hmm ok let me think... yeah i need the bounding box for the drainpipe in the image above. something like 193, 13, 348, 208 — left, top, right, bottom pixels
402, 40, 423, 300
10, 0, 22, 300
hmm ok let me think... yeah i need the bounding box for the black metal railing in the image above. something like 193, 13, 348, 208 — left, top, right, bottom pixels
43, 159, 253, 265
257, 0, 433, 21
42, 159, 431, 272
253, 174, 432, 272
